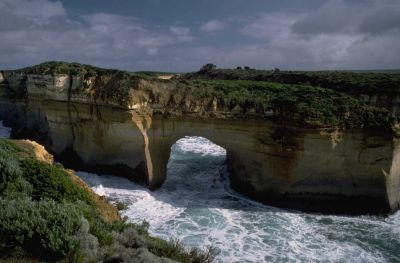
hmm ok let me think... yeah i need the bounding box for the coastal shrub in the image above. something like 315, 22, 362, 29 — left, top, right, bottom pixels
188, 79, 394, 130
0, 140, 21, 183
109, 225, 216, 263
112, 227, 147, 249
146, 238, 216, 263
116, 201, 128, 211
0, 139, 215, 262
78, 203, 114, 246
75, 217, 103, 262
0, 140, 28, 198
20, 158, 92, 203
0, 199, 81, 261
1, 176, 32, 199
185, 67, 400, 96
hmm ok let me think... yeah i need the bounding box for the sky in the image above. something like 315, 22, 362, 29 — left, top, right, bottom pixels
0, 0, 399, 71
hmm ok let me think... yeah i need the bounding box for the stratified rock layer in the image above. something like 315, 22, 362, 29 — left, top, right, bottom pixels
0, 71, 399, 214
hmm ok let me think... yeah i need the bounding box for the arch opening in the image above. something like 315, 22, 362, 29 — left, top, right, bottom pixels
162, 136, 228, 197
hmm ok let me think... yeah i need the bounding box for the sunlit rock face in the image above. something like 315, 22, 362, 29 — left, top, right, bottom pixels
0, 72, 399, 214
147, 118, 399, 214
23, 100, 149, 183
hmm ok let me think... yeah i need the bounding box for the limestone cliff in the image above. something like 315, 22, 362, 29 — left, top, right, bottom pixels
0, 62, 399, 214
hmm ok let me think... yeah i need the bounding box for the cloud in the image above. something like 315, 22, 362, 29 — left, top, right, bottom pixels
292, 0, 359, 36
169, 26, 193, 41
240, 13, 299, 40
233, 0, 400, 70
0, 0, 193, 70
200, 20, 225, 32
358, 2, 400, 35
0, 0, 66, 31
0, 0, 399, 71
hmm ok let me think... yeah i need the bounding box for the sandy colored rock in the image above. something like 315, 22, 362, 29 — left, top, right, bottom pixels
1, 72, 399, 214
13, 139, 54, 164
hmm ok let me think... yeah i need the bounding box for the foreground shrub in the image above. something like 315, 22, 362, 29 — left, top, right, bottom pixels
147, 237, 216, 263
20, 158, 92, 203
0, 140, 22, 186
0, 139, 216, 262
0, 199, 82, 261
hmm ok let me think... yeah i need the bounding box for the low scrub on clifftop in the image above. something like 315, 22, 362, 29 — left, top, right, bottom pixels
0, 139, 215, 263
185, 66, 400, 96
6, 61, 397, 132
188, 79, 394, 130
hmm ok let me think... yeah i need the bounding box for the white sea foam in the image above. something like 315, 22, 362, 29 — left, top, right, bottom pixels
0, 121, 11, 138
77, 136, 400, 263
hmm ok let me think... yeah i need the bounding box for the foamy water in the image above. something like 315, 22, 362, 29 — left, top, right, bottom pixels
76, 136, 400, 263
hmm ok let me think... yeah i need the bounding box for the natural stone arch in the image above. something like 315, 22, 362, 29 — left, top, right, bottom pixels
4, 100, 400, 214
141, 116, 400, 214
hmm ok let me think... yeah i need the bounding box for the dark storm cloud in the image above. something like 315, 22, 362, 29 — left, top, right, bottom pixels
0, 0, 399, 71
292, 0, 358, 35
359, 4, 400, 35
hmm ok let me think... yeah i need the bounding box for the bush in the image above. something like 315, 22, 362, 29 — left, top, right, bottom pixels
116, 201, 128, 211
0, 140, 22, 185
0, 199, 82, 261
0, 139, 216, 262
77, 203, 114, 246
188, 79, 394, 130
20, 158, 92, 203
147, 238, 216, 263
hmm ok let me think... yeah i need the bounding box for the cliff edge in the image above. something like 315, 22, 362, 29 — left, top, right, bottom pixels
1, 61, 399, 214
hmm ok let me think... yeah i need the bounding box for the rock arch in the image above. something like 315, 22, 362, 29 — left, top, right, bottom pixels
2, 100, 400, 214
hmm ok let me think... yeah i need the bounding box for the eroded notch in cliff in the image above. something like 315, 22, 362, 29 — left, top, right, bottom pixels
130, 110, 154, 186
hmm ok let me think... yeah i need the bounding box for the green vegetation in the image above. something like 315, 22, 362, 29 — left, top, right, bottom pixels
0, 199, 82, 261
17, 61, 119, 76
7, 61, 398, 131
185, 67, 400, 96
187, 79, 394, 130
17, 61, 150, 79
0, 139, 215, 262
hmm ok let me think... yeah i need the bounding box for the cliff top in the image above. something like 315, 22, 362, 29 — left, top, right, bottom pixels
3, 61, 398, 132
15, 61, 153, 79
184, 65, 400, 96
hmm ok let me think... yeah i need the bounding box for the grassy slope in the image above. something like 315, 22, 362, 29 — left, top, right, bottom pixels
0, 138, 215, 263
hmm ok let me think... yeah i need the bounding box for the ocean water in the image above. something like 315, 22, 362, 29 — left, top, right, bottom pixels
0, 121, 11, 139
1, 120, 398, 262
76, 136, 400, 263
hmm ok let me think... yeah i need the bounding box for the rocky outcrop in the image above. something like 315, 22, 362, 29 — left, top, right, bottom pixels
359, 93, 400, 118
12, 139, 54, 163
1, 70, 399, 214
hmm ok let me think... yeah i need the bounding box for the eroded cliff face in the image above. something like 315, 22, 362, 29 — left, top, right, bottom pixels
0, 72, 399, 214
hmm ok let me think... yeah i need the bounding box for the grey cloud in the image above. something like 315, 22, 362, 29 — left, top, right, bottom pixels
0, 0, 399, 71
0, 0, 65, 31
292, 0, 361, 36
359, 5, 400, 35
200, 20, 225, 33
293, 0, 400, 37
233, 0, 400, 70
239, 13, 298, 40
169, 26, 193, 41
0, 0, 194, 70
